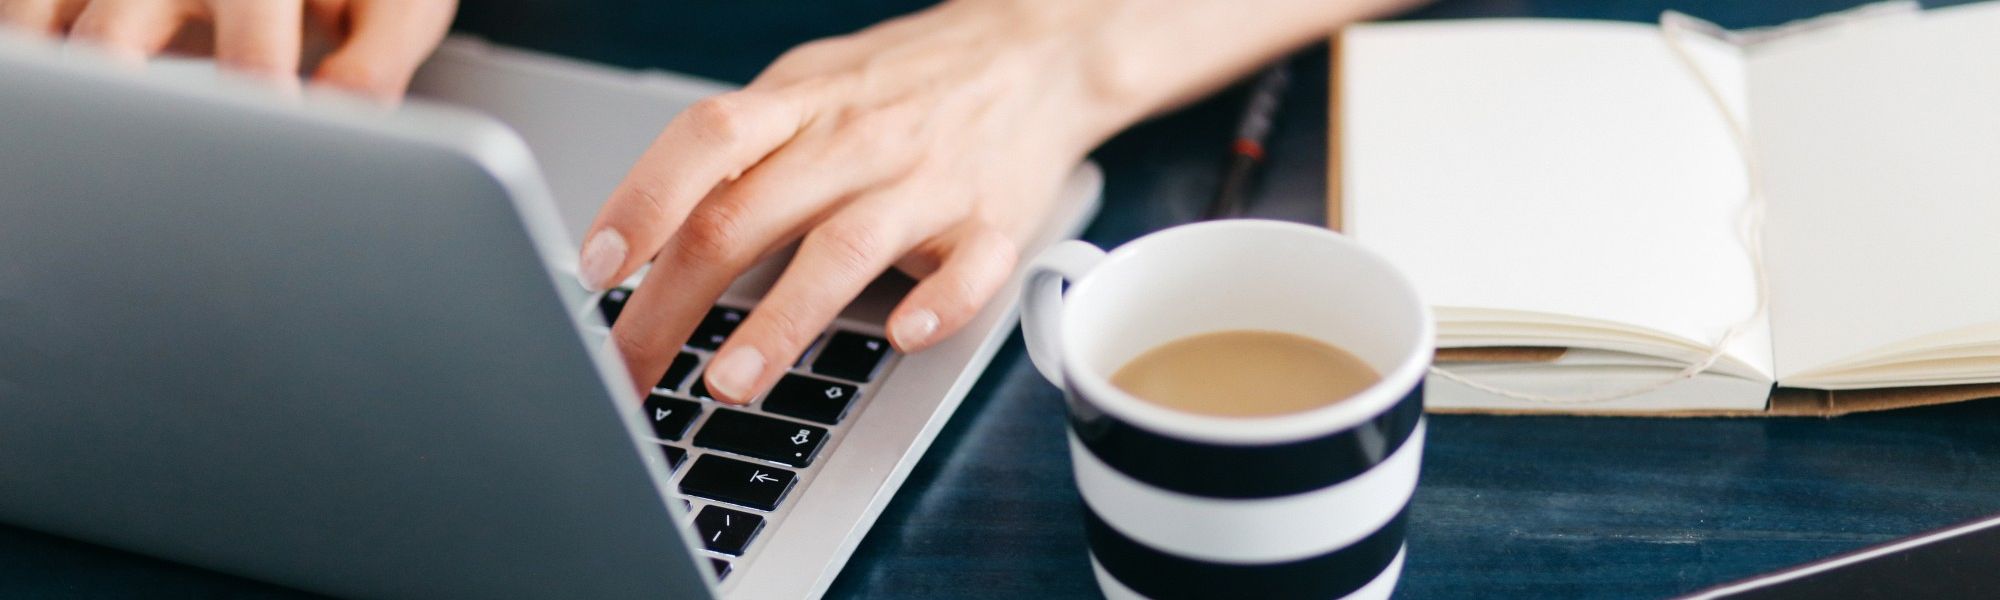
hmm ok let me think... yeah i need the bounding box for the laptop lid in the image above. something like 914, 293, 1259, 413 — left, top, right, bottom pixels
0, 36, 710, 599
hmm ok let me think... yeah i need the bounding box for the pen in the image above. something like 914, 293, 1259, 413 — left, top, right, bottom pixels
1205, 62, 1291, 220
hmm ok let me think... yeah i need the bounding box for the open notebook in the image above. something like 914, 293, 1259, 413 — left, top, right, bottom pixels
1333, 1, 2000, 415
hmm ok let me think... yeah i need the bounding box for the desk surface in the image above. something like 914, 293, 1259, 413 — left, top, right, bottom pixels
7, 1, 1998, 598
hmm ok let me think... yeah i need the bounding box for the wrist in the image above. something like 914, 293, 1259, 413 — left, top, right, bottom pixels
928, 0, 1142, 152
972, 0, 1414, 146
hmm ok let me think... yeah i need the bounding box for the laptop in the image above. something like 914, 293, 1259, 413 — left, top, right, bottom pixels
0, 33, 1101, 599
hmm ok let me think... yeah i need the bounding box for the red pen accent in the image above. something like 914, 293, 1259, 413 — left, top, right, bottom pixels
1206, 63, 1289, 220
1231, 138, 1265, 161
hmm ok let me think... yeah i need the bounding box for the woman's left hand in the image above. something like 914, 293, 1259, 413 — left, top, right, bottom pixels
0, 0, 457, 101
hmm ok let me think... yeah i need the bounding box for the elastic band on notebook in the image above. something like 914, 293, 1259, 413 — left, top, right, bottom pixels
1425, 12, 1773, 405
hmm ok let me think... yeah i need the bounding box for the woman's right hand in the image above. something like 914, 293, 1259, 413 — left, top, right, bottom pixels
583, 0, 1418, 403
0, 0, 456, 101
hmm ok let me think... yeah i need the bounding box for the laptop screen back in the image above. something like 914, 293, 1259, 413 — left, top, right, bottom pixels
0, 39, 710, 599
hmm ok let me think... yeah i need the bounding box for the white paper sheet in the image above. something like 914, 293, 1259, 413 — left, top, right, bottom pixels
1749, 2, 2000, 379
1342, 20, 1775, 379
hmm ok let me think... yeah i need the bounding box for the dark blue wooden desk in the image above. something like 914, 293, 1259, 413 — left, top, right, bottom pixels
7, 1, 1997, 598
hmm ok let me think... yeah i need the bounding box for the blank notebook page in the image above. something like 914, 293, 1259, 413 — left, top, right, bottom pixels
1341, 21, 1772, 377
1752, 2, 2000, 378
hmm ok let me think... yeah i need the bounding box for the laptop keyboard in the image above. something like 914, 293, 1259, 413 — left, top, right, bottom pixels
597, 288, 895, 582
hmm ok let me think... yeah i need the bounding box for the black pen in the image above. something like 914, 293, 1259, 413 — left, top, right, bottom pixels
1205, 63, 1291, 220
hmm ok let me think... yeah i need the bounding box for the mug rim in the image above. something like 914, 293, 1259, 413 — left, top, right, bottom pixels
1059, 220, 1434, 445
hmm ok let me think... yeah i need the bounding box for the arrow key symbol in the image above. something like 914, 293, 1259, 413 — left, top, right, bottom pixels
759, 376, 860, 426
681, 456, 794, 511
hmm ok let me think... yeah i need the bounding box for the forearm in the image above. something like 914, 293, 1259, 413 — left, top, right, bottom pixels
1096, 0, 1419, 116
946, 0, 1421, 145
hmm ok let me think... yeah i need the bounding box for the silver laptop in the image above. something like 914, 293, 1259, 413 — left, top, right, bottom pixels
0, 33, 1100, 599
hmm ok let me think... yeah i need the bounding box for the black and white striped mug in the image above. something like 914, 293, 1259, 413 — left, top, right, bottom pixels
1019, 220, 1432, 600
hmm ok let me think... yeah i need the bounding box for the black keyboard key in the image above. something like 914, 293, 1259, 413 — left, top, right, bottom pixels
689, 377, 717, 402
693, 410, 828, 468
659, 444, 687, 471
644, 395, 701, 441
657, 352, 700, 392
679, 455, 796, 511
692, 506, 765, 556
761, 374, 860, 425
811, 331, 891, 382
598, 288, 632, 324
709, 558, 732, 580
687, 306, 747, 350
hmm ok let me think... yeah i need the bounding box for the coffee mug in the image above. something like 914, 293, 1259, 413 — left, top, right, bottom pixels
1019, 220, 1432, 599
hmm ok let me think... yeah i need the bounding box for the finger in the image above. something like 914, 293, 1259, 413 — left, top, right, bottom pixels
576, 88, 808, 292
886, 225, 1019, 353
1, 0, 82, 35
701, 183, 950, 404
210, 0, 301, 80
68, 0, 194, 64
310, 0, 455, 100
609, 122, 915, 398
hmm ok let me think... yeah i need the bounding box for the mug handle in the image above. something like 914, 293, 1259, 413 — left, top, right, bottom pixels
1020, 240, 1108, 389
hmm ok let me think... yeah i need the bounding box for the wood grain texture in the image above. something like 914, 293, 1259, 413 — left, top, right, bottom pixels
5, 1, 1995, 599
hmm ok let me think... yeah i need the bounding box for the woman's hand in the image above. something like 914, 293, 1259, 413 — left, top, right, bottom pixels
585, 0, 1412, 404
0, 0, 456, 100
584, 1, 1124, 404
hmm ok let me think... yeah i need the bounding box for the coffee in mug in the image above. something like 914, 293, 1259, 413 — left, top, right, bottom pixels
1110, 329, 1380, 418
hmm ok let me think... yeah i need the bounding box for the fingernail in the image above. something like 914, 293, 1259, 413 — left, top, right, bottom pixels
890, 309, 939, 350
706, 347, 765, 404
578, 229, 627, 291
